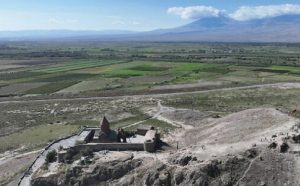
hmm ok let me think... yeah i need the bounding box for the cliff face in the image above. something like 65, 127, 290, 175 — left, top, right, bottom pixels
31, 146, 298, 186
31, 152, 246, 186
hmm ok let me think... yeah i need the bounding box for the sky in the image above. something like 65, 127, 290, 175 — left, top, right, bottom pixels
1, 0, 300, 31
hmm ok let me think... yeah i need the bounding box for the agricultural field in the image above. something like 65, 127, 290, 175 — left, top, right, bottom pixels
0, 59, 232, 95
1, 42, 300, 158
2, 58, 300, 97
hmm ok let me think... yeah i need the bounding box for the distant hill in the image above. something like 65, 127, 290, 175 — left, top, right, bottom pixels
1, 14, 300, 42
0, 30, 138, 40
132, 14, 300, 42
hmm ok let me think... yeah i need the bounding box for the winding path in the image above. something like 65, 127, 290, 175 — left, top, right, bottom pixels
123, 101, 165, 129
18, 129, 90, 186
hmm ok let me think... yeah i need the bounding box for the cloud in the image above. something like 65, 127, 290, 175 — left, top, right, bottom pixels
167, 6, 221, 20
230, 4, 300, 21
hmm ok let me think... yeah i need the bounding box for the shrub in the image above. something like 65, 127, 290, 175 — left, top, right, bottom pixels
58, 145, 64, 151
46, 150, 57, 163
41, 162, 49, 170
280, 142, 289, 153
65, 148, 77, 162
80, 148, 94, 157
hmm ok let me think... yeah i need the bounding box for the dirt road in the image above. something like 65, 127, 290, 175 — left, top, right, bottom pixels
0, 82, 300, 105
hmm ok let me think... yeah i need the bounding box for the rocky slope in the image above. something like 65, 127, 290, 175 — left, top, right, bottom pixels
31, 107, 300, 186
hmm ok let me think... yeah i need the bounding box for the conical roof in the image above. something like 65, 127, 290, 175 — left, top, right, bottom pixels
101, 116, 111, 134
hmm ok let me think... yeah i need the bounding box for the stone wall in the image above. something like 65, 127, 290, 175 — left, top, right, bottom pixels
58, 143, 148, 163
73, 143, 145, 152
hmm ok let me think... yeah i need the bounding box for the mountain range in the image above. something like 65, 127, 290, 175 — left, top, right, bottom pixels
1, 14, 300, 42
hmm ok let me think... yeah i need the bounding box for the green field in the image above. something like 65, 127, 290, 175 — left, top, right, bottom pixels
31, 59, 127, 73
270, 65, 300, 74
0, 59, 236, 95
1, 45, 300, 96
0, 124, 78, 152
25, 81, 79, 94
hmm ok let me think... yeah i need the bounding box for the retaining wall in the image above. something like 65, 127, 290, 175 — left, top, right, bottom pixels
73, 143, 145, 152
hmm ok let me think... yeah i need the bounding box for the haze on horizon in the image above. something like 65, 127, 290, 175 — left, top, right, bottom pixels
1, 0, 300, 32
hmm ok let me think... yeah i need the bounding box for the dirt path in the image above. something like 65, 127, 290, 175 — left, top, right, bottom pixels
124, 101, 193, 130
233, 151, 264, 186
153, 102, 194, 129
124, 101, 168, 129
123, 119, 151, 129
123, 101, 163, 129
1, 82, 300, 104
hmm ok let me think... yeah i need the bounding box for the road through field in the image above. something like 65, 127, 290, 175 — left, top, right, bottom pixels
0, 82, 300, 104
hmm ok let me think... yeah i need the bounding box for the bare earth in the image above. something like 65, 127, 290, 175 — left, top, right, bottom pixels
0, 150, 40, 186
